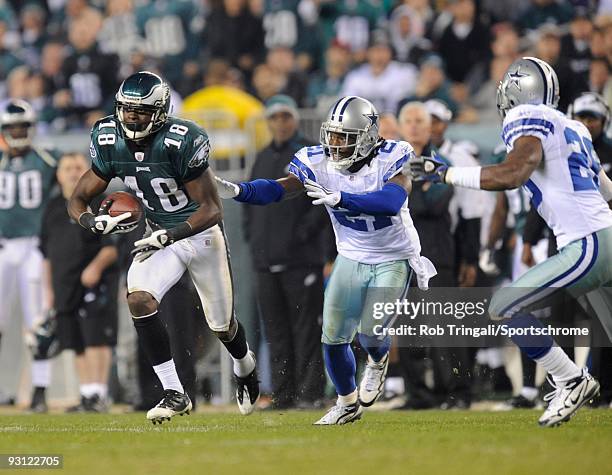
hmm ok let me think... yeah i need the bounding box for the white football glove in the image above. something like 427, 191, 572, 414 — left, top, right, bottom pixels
92, 212, 136, 234
479, 248, 500, 276
214, 176, 240, 199
304, 178, 341, 207
409, 255, 438, 291
131, 230, 170, 263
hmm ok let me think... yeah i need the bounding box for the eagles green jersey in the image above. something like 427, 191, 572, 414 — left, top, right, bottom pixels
0, 148, 59, 239
90, 115, 210, 229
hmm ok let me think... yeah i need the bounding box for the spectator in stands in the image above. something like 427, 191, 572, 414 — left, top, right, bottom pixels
397, 54, 457, 117
518, 0, 574, 33
470, 56, 514, 124
19, 4, 47, 68
396, 101, 456, 410
98, 0, 142, 65
246, 95, 327, 409
306, 41, 352, 113
341, 29, 418, 114
589, 56, 612, 105
379, 112, 401, 140
437, 0, 490, 85
481, 0, 530, 24
531, 24, 585, 111
561, 9, 594, 83
316, 0, 387, 64
182, 59, 269, 159
134, 0, 201, 87
389, 4, 431, 64
252, 63, 284, 103
491, 24, 521, 61
206, 0, 265, 77
0, 19, 23, 98
266, 46, 308, 107
41, 152, 119, 412
61, 19, 119, 129
48, 0, 103, 39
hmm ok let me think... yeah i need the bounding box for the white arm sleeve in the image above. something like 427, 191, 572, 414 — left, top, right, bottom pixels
599, 169, 612, 202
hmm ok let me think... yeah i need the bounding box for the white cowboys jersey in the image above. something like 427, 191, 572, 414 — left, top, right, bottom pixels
502, 104, 612, 249
289, 140, 422, 264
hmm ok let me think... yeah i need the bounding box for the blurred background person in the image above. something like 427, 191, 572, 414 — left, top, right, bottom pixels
40, 152, 119, 412
0, 99, 60, 412
245, 95, 327, 409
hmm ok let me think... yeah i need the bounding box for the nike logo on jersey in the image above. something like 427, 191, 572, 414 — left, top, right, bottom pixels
136, 166, 151, 172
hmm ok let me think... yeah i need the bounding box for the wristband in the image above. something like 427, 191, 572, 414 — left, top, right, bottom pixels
167, 222, 193, 243
78, 212, 96, 229
445, 166, 482, 189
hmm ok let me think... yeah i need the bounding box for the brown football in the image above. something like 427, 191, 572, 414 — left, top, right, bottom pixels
101, 191, 143, 225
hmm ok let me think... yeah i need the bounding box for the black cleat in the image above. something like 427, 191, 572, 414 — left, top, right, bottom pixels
146, 389, 192, 424
29, 387, 48, 413
235, 351, 260, 415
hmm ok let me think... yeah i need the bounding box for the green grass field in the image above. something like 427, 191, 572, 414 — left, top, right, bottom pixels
1, 409, 612, 475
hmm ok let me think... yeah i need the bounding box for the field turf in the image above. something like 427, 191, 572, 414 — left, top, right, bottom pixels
1, 409, 611, 475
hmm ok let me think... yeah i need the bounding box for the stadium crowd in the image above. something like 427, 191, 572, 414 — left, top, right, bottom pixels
1, 0, 612, 412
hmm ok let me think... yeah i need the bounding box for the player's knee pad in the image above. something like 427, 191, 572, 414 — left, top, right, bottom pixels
127, 291, 158, 317
212, 318, 238, 342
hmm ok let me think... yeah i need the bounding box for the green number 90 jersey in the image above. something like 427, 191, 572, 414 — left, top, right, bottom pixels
90, 115, 210, 228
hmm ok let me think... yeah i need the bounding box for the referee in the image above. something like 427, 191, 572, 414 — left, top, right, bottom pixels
41, 152, 119, 412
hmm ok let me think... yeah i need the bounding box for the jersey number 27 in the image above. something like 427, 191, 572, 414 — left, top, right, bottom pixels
564, 127, 600, 192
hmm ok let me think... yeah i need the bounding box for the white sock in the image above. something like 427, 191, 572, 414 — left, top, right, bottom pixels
535, 346, 581, 383
233, 347, 255, 378
80, 384, 97, 398
91, 383, 108, 399
32, 360, 51, 388
153, 359, 184, 393
337, 389, 358, 406
520, 386, 538, 401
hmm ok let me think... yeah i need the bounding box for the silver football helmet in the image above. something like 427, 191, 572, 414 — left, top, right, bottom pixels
0, 99, 36, 149
320, 96, 380, 170
496, 57, 560, 119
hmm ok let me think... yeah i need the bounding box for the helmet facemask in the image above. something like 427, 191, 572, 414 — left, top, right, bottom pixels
116, 102, 167, 140
320, 121, 378, 170
1, 122, 35, 149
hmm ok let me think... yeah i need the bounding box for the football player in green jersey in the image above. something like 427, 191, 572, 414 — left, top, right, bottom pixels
68, 71, 259, 424
0, 99, 60, 412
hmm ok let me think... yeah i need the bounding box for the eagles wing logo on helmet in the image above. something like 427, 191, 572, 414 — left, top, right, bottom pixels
320, 96, 381, 170
115, 71, 171, 140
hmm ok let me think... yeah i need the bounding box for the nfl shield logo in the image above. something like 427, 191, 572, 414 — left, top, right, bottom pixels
135, 152, 144, 162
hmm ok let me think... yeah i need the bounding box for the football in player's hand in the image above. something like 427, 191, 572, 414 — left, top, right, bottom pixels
100, 191, 143, 225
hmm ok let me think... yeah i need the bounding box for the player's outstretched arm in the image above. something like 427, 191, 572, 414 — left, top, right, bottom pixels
410, 136, 542, 191
304, 173, 410, 215
214, 173, 304, 204
479, 136, 542, 190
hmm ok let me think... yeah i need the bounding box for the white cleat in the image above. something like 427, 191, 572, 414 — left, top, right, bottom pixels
146, 389, 192, 425
538, 368, 600, 428
313, 402, 363, 425
358, 353, 389, 407
235, 351, 260, 416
